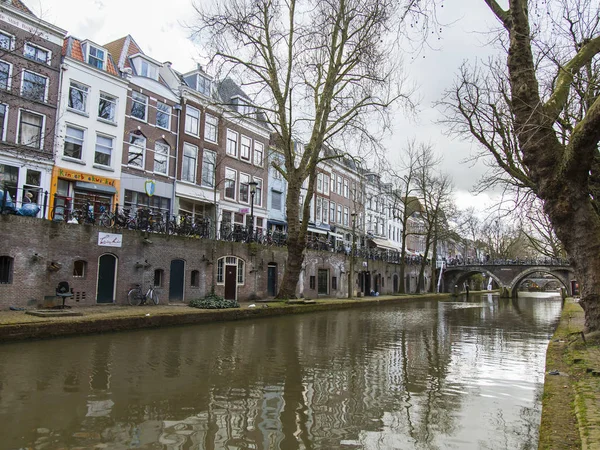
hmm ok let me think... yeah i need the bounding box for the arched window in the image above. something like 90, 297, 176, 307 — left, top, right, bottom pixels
216, 256, 245, 285
0, 256, 14, 284
154, 269, 164, 287
190, 270, 200, 287
73, 260, 87, 278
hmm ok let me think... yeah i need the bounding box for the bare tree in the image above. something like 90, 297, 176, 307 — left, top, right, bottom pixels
440, 0, 600, 331
520, 198, 566, 258
192, 0, 431, 298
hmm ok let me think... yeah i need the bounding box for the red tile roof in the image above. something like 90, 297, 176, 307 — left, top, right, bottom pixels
104, 35, 143, 71
7, 0, 34, 15
63, 36, 120, 77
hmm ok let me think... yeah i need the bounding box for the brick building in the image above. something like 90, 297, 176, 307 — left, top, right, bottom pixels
0, 0, 66, 209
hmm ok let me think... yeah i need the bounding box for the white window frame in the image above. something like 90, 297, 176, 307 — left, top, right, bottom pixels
197, 75, 211, 96
224, 168, 237, 200
201, 149, 216, 188
323, 199, 329, 224
216, 256, 245, 286
23, 42, 51, 65
239, 172, 250, 204
226, 129, 238, 157
181, 142, 198, 183
0, 60, 12, 91
63, 124, 85, 160
0, 103, 7, 141
94, 133, 114, 168
344, 206, 349, 226
67, 80, 89, 114
21, 70, 48, 102
344, 178, 349, 198
317, 173, 323, 193
324, 174, 330, 195
253, 177, 263, 207
98, 92, 117, 123
330, 201, 336, 223
0, 31, 14, 51
204, 113, 218, 143
86, 44, 106, 70
184, 105, 200, 136
253, 141, 264, 167
130, 91, 148, 122
272, 190, 282, 211
128, 133, 146, 168
156, 102, 171, 130
17, 109, 45, 149
240, 135, 251, 161
153, 141, 169, 175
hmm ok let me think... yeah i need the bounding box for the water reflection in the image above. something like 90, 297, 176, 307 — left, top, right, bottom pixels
0, 293, 562, 449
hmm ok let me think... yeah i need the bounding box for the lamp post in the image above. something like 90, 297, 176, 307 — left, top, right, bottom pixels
249, 180, 258, 242
349, 210, 357, 299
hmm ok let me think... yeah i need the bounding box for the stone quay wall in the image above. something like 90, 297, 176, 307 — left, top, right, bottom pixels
0, 215, 428, 308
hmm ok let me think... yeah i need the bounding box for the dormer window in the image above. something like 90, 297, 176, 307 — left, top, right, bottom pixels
82, 42, 106, 70
197, 75, 211, 96
233, 97, 256, 117
131, 55, 160, 81
141, 60, 157, 79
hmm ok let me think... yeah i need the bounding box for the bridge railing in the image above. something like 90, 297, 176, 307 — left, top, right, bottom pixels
445, 258, 571, 267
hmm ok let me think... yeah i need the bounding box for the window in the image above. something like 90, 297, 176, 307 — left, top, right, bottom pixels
323, 199, 329, 223
217, 258, 224, 283
272, 191, 282, 211
237, 259, 245, 284
64, 125, 84, 159
154, 269, 164, 287
0, 61, 10, 90
216, 257, 244, 285
0, 32, 12, 50
21, 71, 47, 102
240, 135, 251, 161
344, 179, 349, 198
98, 93, 117, 122
225, 168, 236, 200
344, 207, 349, 226
130, 92, 148, 121
254, 141, 264, 166
24, 43, 49, 64
182, 143, 198, 183
154, 142, 169, 175
330, 201, 336, 222
0, 256, 13, 284
124, 189, 170, 215
337, 205, 342, 224
197, 75, 211, 96
191, 270, 200, 287
140, 60, 157, 79
73, 260, 86, 278
24, 169, 41, 204
272, 157, 283, 180
323, 174, 330, 195
87, 45, 105, 69
310, 276, 316, 290
337, 175, 342, 195
201, 150, 216, 187
239, 173, 250, 203
331, 175, 336, 194
332, 276, 337, 290
0, 104, 6, 140
18, 111, 43, 149
68, 81, 88, 112
95, 134, 113, 167
128, 132, 146, 168
184, 106, 200, 135
204, 114, 217, 142
156, 102, 171, 130
316, 197, 322, 222
226, 130, 238, 157
317, 173, 323, 193
253, 178, 263, 207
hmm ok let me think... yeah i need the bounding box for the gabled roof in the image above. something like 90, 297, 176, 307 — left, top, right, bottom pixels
404, 196, 424, 215
216, 77, 270, 128
5, 0, 34, 15
104, 35, 143, 71
62, 36, 119, 76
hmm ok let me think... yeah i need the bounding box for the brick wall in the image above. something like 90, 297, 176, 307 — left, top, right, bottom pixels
0, 215, 426, 309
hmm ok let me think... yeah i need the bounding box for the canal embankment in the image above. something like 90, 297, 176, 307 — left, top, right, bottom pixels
0, 293, 452, 343
539, 298, 600, 450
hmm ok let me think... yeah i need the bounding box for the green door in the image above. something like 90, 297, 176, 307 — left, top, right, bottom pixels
97, 254, 117, 303
169, 259, 185, 302
318, 269, 329, 295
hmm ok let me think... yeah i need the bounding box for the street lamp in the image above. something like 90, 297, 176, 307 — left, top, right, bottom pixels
349, 210, 358, 299
249, 180, 258, 242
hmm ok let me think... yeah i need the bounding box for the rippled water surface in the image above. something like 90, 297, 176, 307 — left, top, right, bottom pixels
0, 293, 562, 449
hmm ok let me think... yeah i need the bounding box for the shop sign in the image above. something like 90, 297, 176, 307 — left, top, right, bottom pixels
98, 232, 122, 247
239, 208, 249, 214
57, 168, 116, 186
145, 180, 156, 197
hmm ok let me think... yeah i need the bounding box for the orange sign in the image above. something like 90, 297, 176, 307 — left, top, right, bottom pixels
57, 168, 116, 186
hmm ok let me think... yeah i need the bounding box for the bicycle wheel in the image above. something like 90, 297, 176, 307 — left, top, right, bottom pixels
127, 288, 143, 306
151, 290, 160, 305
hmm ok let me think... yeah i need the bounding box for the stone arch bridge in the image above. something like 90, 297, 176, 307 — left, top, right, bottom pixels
442, 262, 576, 298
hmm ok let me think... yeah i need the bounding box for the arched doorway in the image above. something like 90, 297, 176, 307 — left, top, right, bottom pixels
217, 256, 245, 301
97, 254, 117, 303
169, 259, 185, 302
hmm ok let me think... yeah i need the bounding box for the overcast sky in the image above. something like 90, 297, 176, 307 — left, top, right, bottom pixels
35, 0, 506, 212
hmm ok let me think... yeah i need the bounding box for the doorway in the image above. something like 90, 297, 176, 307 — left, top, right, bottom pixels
225, 264, 237, 300
267, 263, 277, 297
393, 274, 399, 293
169, 259, 185, 302
318, 269, 329, 295
97, 254, 117, 303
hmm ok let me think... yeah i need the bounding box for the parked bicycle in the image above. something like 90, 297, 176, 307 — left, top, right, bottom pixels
127, 284, 160, 306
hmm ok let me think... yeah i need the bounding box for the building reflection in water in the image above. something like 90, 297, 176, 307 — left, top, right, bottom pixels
0, 294, 562, 449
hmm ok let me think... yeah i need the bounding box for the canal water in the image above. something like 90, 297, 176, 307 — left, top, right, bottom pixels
0, 293, 562, 449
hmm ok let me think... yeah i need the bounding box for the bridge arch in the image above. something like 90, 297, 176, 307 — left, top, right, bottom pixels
443, 267, 503, 293
508, 266, 575, 297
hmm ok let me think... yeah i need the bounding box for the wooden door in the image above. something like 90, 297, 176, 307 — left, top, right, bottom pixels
225, 265, 237, 300
267, 264, 277, 297
97, 254, 117, 303
169, 259, 185, 302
